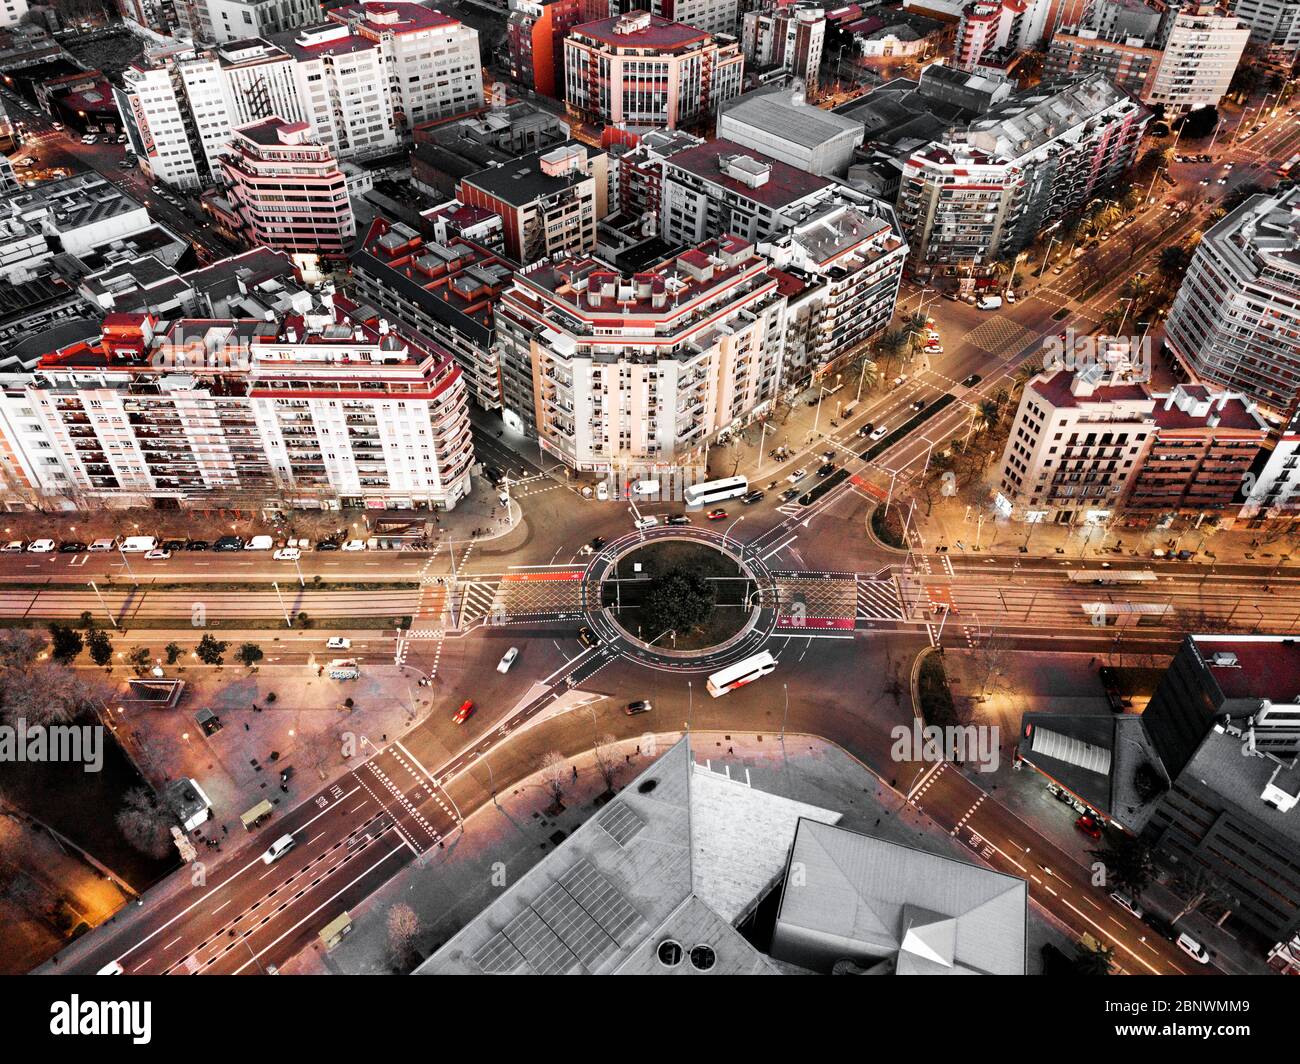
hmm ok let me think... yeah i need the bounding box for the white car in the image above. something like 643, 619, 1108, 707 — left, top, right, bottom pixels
892, 374, 908, 387
274, 547, 301, 561
925, 330, 940, 341
97, 961, 124, 975
326, 637, 351, 650
0, 540, 24, 553
497, 646, 519, 673
869, 424, 889, 441
341, 539, 367, 551
634, 515, 659, 530
787, 468, 807, 484
144, 548, 171, 560
260, 834, 296, 865
1109, 891, 1144, 918
924, 344, 943, 354
1005, 290, 1016, 304
1176, 932, 1210, 964
26, 539, 55, 553
596, 481, 609, 501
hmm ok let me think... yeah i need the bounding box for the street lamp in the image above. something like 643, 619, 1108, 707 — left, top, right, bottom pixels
721, 514, 745, 553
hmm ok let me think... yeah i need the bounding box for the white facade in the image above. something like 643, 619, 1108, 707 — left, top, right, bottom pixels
0, 0, 28, 29
1243, 411, 1300, 518
286, 23, 399, 158
116, 54, 208, 189
1230, 0, 1300, 52
1146, 6, 1250, 113
202, 0, 322, 44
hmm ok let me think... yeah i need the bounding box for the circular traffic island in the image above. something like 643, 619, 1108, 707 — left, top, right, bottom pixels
600, 539, 754, 652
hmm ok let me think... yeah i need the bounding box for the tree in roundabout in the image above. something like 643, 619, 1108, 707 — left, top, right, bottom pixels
641, 566, 716, 643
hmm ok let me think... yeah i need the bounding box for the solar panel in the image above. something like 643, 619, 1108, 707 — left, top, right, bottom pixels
534, 881, 619, 971
502, 906, 579, 975
472, 931, 527, 974
559, 859, 642, 944
596, 801, 646, 847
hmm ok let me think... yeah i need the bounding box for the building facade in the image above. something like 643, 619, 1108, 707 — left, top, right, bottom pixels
508, 0, 608, 100
1144, 5, 1250, 114
1164, 187, 1300, 415
0, 294, 475, 510
1230, 0, 1300, 54
740, 3, 826, 95
198, 0, 322, 44
493, 235, 788, 471
564, 12, 744, 133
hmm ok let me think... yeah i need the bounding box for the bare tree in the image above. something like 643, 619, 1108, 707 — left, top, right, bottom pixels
539, 751, 567, 812
115, 788, 175, 859
1, 664, 110, 728
1169, 864, 1234, 924
592, 734, 621, 796
0, 630, 46, 671
386, 902, 421, 970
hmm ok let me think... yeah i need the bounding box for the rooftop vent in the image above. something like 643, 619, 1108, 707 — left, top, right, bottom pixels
1210, 651, 1239, 668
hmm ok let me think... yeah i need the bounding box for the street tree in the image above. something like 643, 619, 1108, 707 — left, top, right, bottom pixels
236, 642, 264, 668
0, 630, 46, 670
1072, 939, 1114, 975
386, 903, 421, 970
642, 567, 715, 642
115, 788, 175, 859
164, 642, 183, 665
195, 634, 229, 666
86, 628, 114, 669
127, 646, 153, 677
47, 623, 83, 664
1170, 864, 1234, 924
539, 751, 567, 812
592, 733, 622, 796
0, 664, 107, 728
1089, 834, 1155, 898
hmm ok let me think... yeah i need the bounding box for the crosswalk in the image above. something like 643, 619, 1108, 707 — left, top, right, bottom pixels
855, 575, 906, 622
452, 579, 502, 627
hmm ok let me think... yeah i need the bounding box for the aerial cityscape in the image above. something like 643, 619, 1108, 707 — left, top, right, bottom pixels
0, 0, 1297, 998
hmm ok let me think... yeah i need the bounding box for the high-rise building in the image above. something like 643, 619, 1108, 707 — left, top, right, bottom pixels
954, 0, 1052, 70
1144, 5, 1250, 114
1164, 187, 1300, 414
1229, 0, 1300, 54
740, 2, 826, 94
648, 0, 741, 36
458, 142, 607, 265
214, 117, 356, 261
195, 0, 322, 44
564, 12, 744, 133
0, 293, 475, 510
493, 235, 788, 470
0, 0, 27, 29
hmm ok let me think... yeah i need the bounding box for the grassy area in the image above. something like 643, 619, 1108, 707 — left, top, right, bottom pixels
870, 503, 908, 550
917, 652, 962, 728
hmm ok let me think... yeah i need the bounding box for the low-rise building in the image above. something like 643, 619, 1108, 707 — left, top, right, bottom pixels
717, 88, 863, 177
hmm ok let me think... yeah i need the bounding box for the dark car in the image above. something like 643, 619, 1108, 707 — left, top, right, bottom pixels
185, 539, 210, 551
577, 626, 598, 649
625, 700, 652, 716
590, 536, 605, 550
162, 539, 187, 552
741, 490, 764, 505
817, 462, 836, 477
911, 398, 927, 412
857, 422, 875, 437
58, 540, 87, 553
962, 374, 981, 388
213, 535, 243, 552
315, 540, 341, 551
780, 487, 801, 502
665, 514, 691, 526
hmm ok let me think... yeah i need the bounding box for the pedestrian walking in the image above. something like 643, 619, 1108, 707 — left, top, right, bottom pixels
728, 746, 733, 755
244, 723, 250, 731
221, 824, 227, 835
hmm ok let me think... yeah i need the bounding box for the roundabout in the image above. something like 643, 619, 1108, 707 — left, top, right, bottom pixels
579, 528, 781, 673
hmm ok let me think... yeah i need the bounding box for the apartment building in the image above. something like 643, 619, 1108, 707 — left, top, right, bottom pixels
760, 202, 908, 383
351, 217, 515, 411
493, 235, 788, 471
1046, 30, 1161, 100
507, 0, 607, 100
1144, 5, 1250, 114
214, 117, 356, 261
0, 293, 474, 511
1164, 186, 1300, 414
649, 0, 742, 36
898, 75, 1147, 273
998, 367, 1267, 521
564, 12, 744, 134
0, 0, 27, 30
200, 0, 322, 44
1243, 408, 1300, 518
740, 2, 826, 94
953, 0, 1052, 70
1230, 0, 1300, 54
458, 142, 607, 266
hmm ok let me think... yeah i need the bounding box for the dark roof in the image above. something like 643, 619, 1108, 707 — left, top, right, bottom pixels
460, 142, 590, 207
572, 14, 710, 50
665, 138, 832, 208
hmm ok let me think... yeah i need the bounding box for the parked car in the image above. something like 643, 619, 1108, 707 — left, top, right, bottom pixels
244, 535, 273, 550
891, 375, 908, 387
162, 539, 187, 552
741, 490, 764, 505
452, 699, 475, 725
144, 548, 171, 560
595, 481, 609, 501
341, 539, 367, 551
185, 540, 210, 551
274, 547, 301, 561
1176, 933, 1210, 964
213, 535, 243, 551
625, 700, 652, 716
88, 538, 116, 552
26, 539, 54, 553
633, 515, 659, 530
326, 637, 351, 650
1110, 891, 1144, 919
497, 647, 519, 673
315, 540, 341, 551
1074, 814, 1103, 840
58, 541, 87, 553
924, 343, 943, 354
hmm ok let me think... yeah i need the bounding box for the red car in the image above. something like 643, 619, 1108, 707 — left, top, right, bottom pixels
1074, 814, 1102, 840
706, 508, 728, 520
452, 699, 474, 725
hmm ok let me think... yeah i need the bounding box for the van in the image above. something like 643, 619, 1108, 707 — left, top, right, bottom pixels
633, 479, 661, 496
244, 535, 273, 550
260, 834, 296, 865
977, 295, 1003, 311
120, 536, 159, 553
88, 538, 116, 552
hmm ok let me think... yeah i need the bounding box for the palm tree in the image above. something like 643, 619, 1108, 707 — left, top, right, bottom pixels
1156, 244, 1191, 280
1120, 187, 1144, 212
1101, 301, 1130, 335
904, 310, 929, 337
1096, 204, 1123, 231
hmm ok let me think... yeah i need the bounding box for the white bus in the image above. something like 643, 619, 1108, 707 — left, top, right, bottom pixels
684, 476, 748, 508
707, 650, 777, 697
